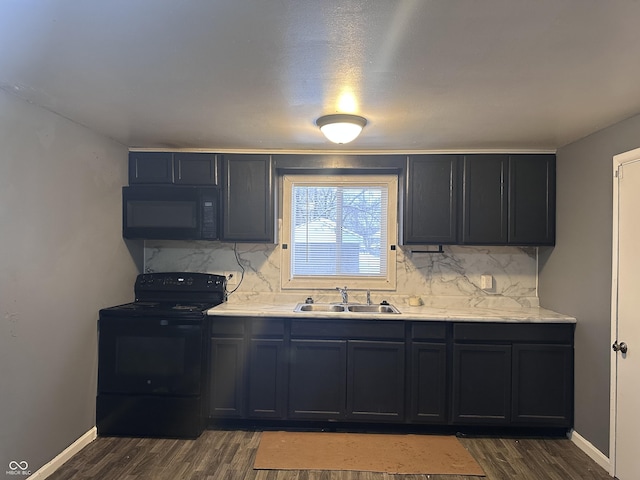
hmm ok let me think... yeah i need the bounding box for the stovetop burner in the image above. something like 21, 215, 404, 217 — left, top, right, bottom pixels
99, 272, 227, 319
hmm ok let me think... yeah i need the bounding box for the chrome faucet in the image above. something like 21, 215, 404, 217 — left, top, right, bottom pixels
336, 286, 348, 304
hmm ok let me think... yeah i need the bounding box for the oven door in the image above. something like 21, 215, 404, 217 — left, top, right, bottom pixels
98, 316, 204, 395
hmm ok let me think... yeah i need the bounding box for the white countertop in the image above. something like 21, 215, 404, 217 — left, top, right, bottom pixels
207, 301, 576, 323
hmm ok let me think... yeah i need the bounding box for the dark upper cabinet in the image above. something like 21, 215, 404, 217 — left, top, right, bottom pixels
404, 155, 460, 244
221, 154, 274, 243
461, 153, 555, 246
128, 152, 217, 185
129, 152, 174, 184
174, 153, 218, 185
508, 154, 556, 245
462, 155, 508, 244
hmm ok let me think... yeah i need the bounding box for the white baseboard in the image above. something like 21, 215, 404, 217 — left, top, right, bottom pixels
568, 429, 611, 474
29, 427, 97, 480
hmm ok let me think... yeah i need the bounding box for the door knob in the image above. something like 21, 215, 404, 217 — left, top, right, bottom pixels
612, 341, 628, 354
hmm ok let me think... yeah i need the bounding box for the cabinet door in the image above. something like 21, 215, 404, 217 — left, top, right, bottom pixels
128, 152, 174, 184
404, 155, 459, 244
346, 340, 405, 421
508, 154, 555, 245
247, 338, 286, 419
410, 342, 448, 423
209, 337, 245, 418
221, 154, 274, 242
288, 339, 347, 420
452, 344, 511, 424
512, 344, 573, 426
174, 153, 218, 185
462, 155, 508, 244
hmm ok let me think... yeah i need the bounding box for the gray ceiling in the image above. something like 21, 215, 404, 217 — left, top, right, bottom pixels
2, 0, 640, 152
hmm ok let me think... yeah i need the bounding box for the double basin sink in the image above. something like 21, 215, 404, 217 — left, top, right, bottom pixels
294, 303, 401, 314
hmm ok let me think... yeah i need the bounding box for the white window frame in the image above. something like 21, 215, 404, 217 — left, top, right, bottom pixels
280, 174, 398, 291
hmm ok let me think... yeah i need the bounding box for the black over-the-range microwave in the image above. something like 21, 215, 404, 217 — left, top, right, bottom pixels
122, 185, 218, 240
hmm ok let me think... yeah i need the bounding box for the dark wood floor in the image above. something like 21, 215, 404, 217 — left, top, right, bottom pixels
47, 429, 610, 480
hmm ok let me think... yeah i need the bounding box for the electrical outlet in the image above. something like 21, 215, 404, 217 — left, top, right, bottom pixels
480, 274, 494, 290
224, 271, 239, 286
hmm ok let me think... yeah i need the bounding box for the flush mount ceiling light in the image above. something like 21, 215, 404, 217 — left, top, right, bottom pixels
316, 114, 367, 144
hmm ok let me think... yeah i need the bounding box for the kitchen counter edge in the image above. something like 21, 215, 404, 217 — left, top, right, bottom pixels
207, 303, 576, 323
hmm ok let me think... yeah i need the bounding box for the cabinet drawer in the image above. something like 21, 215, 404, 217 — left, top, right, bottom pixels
291, 319, 404, 340
250, 318, 285, 337
210, 317, 245, 336
411, 322, 447, 340
453, 322, 574, 343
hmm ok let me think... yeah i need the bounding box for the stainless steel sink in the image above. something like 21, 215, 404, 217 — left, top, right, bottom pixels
293, 303, 400, 314
295, 304, 346, 312
347, 304, 400, 314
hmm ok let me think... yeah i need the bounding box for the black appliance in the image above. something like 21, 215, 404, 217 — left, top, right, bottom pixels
97, 272, 226, 438
122, 185, 219, 240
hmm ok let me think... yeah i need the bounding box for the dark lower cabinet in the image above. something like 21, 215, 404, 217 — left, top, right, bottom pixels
451, 322, 574, 428
410, 342, 448, 423
209, 337, 245, 418
208, 317, 573, 430
512, 344, 573, 426
409, 322, 448, 424
346, 340, 405, 421
247, 338, 287, 419
247, 318, 287, 419
288, 339, 347, 420
452, 344, 512, 424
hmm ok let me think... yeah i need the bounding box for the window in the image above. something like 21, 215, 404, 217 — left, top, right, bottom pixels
281, 174, 397, 290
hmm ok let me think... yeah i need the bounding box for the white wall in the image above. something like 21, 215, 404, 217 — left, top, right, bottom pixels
0, 89, 141, 473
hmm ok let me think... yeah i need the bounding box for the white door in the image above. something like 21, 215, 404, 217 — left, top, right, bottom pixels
611, 150, 640, 479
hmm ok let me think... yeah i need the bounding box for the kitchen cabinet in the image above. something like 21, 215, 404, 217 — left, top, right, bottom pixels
508, 154, 556, 245
209, 318, 245, 418
404, 155, 460, 244
288, 319, 405, 422
288, 339, 347, 420
462, 154, 508, 244
347, 340, 405, 421
409, 322, 448, 424
452, 343, 512, 424
462, 154, 555, 245
247, 319, 287, 419
221, 154, 274, 242
451, 322, 573, 427
206, 314, 573, 430
129, 152, 218, 185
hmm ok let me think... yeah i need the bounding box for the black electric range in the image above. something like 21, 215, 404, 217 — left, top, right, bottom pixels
97, 272, 226, 439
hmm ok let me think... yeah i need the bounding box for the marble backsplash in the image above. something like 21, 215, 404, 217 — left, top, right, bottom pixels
144, 241, 539, 309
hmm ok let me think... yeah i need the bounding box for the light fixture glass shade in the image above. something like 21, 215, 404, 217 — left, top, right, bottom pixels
316, 114, 367, 144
